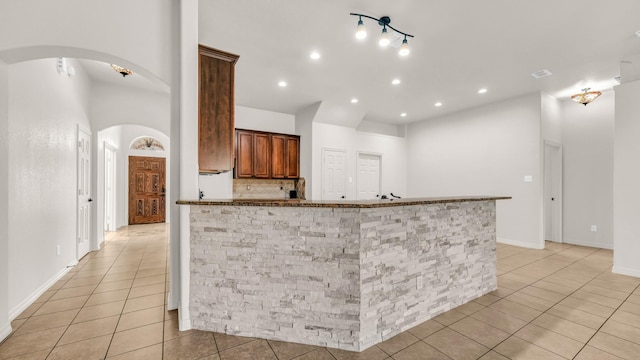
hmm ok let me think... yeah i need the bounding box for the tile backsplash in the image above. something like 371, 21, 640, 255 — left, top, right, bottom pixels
233, 178, 306, 199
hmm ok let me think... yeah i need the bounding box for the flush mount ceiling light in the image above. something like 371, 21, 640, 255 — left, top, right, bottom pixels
111, 64, 133, 77
350, 13, 414, 56
278, 81, 287, 87
571, 88, 601, 106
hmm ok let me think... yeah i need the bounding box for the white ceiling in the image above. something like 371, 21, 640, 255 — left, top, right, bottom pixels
76, 59, 170, 94
198, 0, 640, 125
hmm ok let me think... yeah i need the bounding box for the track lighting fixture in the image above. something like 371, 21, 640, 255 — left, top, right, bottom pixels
350, 13, 414, 56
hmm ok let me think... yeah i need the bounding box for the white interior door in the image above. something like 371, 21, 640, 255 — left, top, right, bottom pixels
77, 128, 91, 259
104, 142, 116, 232
544, 141, 563, 243
322, 148, 346, 200
357, 153, 381, 200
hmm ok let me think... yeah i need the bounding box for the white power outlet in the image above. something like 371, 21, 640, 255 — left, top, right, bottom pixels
416, 275, 423, 290
590, 225, 597, 232
56, 245, 61, 256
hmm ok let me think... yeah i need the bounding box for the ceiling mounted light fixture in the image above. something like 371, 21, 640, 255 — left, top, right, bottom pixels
111, 64, 133, 77
350, 13, 414, 56
571, 88, 601, 106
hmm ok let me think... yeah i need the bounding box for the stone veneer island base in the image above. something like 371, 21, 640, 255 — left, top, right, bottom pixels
178, 196, 510, 351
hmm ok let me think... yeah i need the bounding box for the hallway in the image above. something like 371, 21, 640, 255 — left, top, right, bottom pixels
1, 225, 639, 359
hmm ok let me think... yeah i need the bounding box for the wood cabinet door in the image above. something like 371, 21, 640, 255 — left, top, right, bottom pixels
286, 136, 300, 178
128, 156, 166, 224
235, 130, 254, 178
253, 133, 271, 178
198, 45, 239, 173
271, 134, 286, 178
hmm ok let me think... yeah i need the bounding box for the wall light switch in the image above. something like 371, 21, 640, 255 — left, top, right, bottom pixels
591, 225, 597, 232
524, 176, 533, 183
348, 177, 353, 183
56, 245, 61, 256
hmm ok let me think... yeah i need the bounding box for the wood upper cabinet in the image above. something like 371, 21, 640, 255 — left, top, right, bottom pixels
235, 129, 300, 179
286, 136, 300, 178
270, 134, 287, 178
235, 130, 254, 178
198, 45, 239, 173
235, 130, 271, 178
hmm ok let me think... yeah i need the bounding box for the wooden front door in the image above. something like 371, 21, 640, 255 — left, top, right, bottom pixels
128, 156, 166, 225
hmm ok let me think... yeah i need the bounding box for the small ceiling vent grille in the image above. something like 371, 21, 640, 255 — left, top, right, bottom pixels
531, 69, 553, 79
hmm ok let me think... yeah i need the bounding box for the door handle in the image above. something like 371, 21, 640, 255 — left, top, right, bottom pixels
88, 198, 93, 202
551, 197, 555, 201
341, 195, 345, 199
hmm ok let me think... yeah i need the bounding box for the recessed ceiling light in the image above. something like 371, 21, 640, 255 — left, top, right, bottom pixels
434, 102, 443, 107
351, 98, 359, 104
278, 81, 287, 87
310, 51, 320, 60
478, 88, 488, 94
392, 79, 401, 85
400, 113, 407, 117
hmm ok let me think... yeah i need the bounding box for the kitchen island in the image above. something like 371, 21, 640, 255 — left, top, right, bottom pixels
177, 196, 510, 351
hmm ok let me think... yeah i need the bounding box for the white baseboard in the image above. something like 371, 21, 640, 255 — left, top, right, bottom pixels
562, 239, 613, 250
167, 291, 178, 311
178, 304, 191, 331
612, 266, 640, 278
497, 237, 544, 249
8, 259, 78, 321
0, 322, 12, 342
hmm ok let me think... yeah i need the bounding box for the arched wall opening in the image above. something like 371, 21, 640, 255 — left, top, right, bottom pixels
97, 125, 171, 248
0, 45, 174, 336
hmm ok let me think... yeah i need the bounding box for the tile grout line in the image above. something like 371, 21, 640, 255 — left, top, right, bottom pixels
569, 279, 640, 360
487, 248, 629, 359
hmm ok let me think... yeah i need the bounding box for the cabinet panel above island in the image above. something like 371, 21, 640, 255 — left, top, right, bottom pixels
198, 45, 239, 174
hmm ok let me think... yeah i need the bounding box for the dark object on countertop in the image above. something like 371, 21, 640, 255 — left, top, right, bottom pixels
380, 195, 388, 199
289, 190, 298, 199
390, 193, 402, 199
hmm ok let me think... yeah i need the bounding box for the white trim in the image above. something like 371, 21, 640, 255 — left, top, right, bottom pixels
0, 322, 12, 342
8, 259, 78, 320
497, 237, 544, 249
612, 266, 640, 278
178, 206, 191, 331
562, 239, 613, 250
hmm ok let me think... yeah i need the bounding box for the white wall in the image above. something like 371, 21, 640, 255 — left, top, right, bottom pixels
542, 92, 562, 143
7, 58, 92, 315
0, 0, 173, 85
562, 91, 614, 249
91, 84, 170, 134
613, 80, 640, 277
198, 106, 296, 199
236, 105, 295, 134
295, 102, 320, 198
0, 60, 11, 341
311, 122, 407, 200
406, 93, 544, 249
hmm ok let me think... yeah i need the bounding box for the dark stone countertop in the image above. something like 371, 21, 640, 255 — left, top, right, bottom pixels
176, 196, 511, 208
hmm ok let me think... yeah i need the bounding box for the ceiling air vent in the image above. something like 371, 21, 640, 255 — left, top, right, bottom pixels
531, 69, 553, 79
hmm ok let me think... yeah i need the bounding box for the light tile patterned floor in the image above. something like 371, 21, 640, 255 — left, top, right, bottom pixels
1, 224, 639, 359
